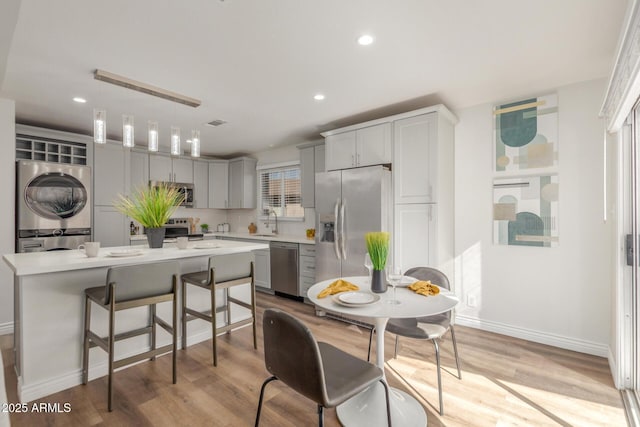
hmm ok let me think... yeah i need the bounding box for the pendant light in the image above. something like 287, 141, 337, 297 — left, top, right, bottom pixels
171, 126, 181, 155
191, 130, 200, 157
93, 109, 106, 144
122, 115, 134, 148
148, 121, 159, 152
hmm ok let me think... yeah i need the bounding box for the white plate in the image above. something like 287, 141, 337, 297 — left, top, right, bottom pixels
339, 292, 375, 304
107, 249, 143, 257
193, 243, 221, 249
333, 292, 380, 307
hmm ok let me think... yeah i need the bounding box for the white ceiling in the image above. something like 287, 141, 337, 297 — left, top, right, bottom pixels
0, 0, 629, 157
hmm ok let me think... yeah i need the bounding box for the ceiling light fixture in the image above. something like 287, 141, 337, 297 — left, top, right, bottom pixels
314, 94, 325, 101
191, 130, 200, 158
94, 69, 202, 108
148, 121, 159, 152
122, 115, 134, 148
93, 109, 106, 144
357, 34, 374, 46
73, 97, 87, 103
171, 126, 181, 155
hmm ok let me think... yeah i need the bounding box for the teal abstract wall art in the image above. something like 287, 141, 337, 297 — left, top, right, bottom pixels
493, 175, 559, 247
494, 94, 558, 172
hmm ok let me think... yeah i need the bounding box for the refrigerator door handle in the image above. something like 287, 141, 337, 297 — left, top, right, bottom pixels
334, 199, 342, 259
340, 199, 346, 259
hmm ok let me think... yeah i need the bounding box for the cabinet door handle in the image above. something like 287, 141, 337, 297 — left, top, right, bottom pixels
351, 154, 355, 166
428, 205, 433, 221
357, 153, 360, 165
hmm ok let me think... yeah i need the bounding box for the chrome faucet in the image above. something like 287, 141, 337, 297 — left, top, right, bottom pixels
263, 208, 278, 235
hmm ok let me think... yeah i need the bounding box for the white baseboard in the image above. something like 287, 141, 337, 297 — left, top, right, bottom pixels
18, 315, 253, 402
0, 322, 13, 336
456, 314, 609, 357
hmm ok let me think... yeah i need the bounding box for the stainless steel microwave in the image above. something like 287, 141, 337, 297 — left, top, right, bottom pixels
149, 181, 194, 207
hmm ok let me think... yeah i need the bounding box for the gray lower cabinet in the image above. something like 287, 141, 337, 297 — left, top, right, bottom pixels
214, 236, 272, 292
299, 244, 316, 299
253, 248, 271, 291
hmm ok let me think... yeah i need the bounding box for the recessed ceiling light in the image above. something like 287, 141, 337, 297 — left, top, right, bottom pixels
73, 97, 87, 103
357, 34, 374, 46
314, 94, 325, 101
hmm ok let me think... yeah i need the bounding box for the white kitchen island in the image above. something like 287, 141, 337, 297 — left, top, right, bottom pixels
2, 239, 268, 402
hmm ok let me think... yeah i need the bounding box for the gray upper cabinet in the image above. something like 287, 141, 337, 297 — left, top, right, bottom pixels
129, 150, 149, 195
93, 143, 127, 247
193, 160, 209, 208
324, 123, 391, 171
94, 143, 125, 205
149, 154, 193, 183
299, 143, 325, 208
208, 161, 229, 209
228, 157, 257, 209
314, 144, 325, 173
172, 158, 193, 183
393, 113, 439, 204
149, 154, 172, 182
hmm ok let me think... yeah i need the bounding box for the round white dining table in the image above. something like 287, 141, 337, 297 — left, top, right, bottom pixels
308, 276, 459, 427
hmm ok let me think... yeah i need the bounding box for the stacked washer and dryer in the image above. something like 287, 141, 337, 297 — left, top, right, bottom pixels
16, 160, 92, 252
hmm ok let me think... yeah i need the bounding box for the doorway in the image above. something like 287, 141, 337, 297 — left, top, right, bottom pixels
621, 101, 640, 425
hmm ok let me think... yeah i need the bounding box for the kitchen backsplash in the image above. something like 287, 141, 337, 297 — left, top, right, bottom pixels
163, 206, 315, 237
226, 208, 316, 236
171, 207, 228, 233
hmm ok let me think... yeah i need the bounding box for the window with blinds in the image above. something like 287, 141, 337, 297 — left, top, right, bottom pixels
259, 166, 304, 219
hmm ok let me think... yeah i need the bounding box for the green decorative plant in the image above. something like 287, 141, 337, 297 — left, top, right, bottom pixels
201, 223, 209, 232
113, 184, 184, 228
365, 232, 390, 270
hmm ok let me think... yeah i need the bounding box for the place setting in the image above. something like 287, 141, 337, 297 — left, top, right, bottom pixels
316, 277, 381, 308
106, 249, 144, 257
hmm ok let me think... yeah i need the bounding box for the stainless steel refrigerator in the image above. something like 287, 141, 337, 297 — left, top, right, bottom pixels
315, 166, 392, 281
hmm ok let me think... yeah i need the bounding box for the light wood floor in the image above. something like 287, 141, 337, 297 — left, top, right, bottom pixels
1, 292, 627, 426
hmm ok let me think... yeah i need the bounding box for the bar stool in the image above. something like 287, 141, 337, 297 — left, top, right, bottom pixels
82, 261, 179, 412
181, 252, 256, 366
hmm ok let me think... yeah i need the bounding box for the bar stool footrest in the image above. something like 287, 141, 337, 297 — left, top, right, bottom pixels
113, 344, 173, 369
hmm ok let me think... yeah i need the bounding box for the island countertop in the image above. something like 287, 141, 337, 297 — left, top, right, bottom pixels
129, 232, 316, 245
5, 239, 269, 403
3, 239, 268, 276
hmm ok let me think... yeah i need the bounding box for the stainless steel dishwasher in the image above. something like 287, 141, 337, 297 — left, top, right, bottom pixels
270, 241, 299, 297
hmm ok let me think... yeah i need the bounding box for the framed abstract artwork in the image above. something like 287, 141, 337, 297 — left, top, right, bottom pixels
493, 175, 559, 247
494, 93, 558, 173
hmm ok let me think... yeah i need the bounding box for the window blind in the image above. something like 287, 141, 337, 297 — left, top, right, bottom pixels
259, 166, 303, 219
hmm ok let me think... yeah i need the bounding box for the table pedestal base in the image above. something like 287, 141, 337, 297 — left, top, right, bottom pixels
336, 382, 427, 427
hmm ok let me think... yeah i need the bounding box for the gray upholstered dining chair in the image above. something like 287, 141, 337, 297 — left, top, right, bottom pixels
82, 261, 179, 412
367, 266, 462, 415
256, 308, 392, 427
181, 252, 256, 366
